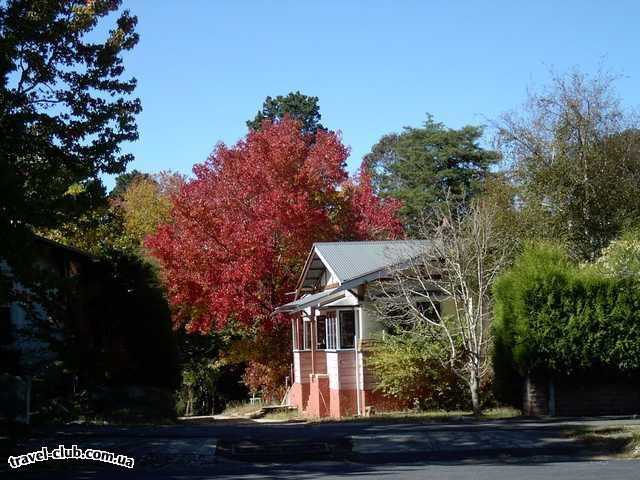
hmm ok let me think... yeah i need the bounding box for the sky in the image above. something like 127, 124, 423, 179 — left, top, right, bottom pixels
103, 0, 640, 190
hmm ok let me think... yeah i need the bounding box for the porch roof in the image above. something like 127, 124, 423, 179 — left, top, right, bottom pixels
274, 288, 346, 314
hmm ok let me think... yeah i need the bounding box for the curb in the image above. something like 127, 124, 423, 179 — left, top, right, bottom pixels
350, 444, 591, 464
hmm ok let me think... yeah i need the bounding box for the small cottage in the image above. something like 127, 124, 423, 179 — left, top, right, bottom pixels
275, 240, 431, 418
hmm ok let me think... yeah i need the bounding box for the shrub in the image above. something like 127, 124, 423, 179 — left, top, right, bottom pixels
366, 326, 470, 411
492, 242, 640, 406
592, 229, 640, 277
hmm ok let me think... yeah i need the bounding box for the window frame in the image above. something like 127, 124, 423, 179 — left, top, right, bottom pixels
292, 317, 300, 351
316, 315, 327, 350
316, 307, 358, 351
339, 309, 356, 349
302, 319, 312, 351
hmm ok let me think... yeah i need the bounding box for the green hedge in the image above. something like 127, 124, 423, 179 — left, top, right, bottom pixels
492, 243, 640, 405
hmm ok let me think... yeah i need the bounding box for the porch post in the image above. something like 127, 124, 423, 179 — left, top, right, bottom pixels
355, 307, 361, 416
310, 307, 316, 375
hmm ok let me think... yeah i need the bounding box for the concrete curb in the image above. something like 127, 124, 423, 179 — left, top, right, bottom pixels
349, 444, 592, 464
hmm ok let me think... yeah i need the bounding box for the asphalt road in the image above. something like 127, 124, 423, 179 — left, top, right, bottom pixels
5, 417, 640, 479
8, 458, 640, 479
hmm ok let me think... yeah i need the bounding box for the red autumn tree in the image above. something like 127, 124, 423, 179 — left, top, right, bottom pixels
146, 117, 402, 398
340, 167, 404, 240
147, 117, 402, 333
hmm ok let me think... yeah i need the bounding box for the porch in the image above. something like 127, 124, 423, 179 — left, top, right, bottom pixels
288, 305, 402, 418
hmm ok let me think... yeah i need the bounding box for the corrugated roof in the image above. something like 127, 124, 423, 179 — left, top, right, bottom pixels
314, 240, 430, 283
277, 240, 431, 314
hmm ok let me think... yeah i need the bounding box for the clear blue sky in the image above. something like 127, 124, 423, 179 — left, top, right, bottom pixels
104, 0, 640, 190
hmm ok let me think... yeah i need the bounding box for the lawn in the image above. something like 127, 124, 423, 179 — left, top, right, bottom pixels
221, 401, 264, 417
307, 406, 522, 424
566, 425, 640, 458
222, 403, 521, 423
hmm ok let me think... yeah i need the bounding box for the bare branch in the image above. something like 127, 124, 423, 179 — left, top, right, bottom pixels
370, 195, 511, 413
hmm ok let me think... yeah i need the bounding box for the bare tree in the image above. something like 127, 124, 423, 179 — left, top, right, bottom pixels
494, 68, 640, 260
371, 198, 511, 414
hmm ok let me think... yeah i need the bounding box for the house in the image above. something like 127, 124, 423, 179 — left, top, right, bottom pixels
1, 235, 98, 374
275, 240, 434, 418
1, 235, 99, 423
1, 234, 178, 424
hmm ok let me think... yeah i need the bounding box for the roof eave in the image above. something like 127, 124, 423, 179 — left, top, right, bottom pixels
274, 288, 347, 314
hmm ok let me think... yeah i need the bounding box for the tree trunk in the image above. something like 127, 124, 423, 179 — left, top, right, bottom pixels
469, 371, 481, 415
185, 387, 193, 417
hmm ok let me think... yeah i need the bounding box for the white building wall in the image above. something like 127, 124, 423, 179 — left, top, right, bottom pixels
293, 352, 302, 383
358, 302, 384, 340
326, 352, 340, 389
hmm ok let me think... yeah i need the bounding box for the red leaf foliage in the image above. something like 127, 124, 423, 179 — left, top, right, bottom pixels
340, 167, 404, 241
146, 117, 403, 334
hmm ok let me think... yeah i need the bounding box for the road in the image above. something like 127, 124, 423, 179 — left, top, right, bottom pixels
7, 458, 640, 479
4, 417, 640, 478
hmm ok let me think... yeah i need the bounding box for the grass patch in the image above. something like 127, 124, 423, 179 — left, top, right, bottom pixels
262, 408, 303, 421
566, 425, 640, 458
222, 401, 264, 417
479, 407, 522, 419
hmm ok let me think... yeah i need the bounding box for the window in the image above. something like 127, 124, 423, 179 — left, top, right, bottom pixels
326, 312, 337, 350
316, 315, 326, 349
339, 310, 356, 349
0, 305, 11, 345
303, 320, 312, 350
292, 318, 299, 350
416, 300, 440, 321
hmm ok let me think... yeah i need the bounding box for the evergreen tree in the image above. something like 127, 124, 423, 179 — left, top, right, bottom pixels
364, 116, 499, 232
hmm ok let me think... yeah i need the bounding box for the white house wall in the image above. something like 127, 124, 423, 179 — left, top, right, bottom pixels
322, 290, 358, 308
317, 268, 339, 291
358, 301, 384, 340
326, 352, 340, 389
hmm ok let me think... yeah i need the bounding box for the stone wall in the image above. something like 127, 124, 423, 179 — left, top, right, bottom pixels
555, 382, 640, 416
523, 376, 640, 416
523, 376, 549, 416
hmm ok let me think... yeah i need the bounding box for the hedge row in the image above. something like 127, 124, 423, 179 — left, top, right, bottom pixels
492, 243, 640, 405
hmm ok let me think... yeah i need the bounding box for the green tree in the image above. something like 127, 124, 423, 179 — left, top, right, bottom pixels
1, 0, 141, 299
592, 228, 640, 278
495, 69, 640, 260
364, 116, 499, 232
110, 170, 151, 199
247, 91, 324, 134
39, 202, 135, 256
1, 0, 140, 229
41, 170, 185, 256
119, 171, 184, 248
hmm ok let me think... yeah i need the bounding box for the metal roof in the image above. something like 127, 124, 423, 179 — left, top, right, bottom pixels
278, 240, 430, 314
314, 240, 430, 283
